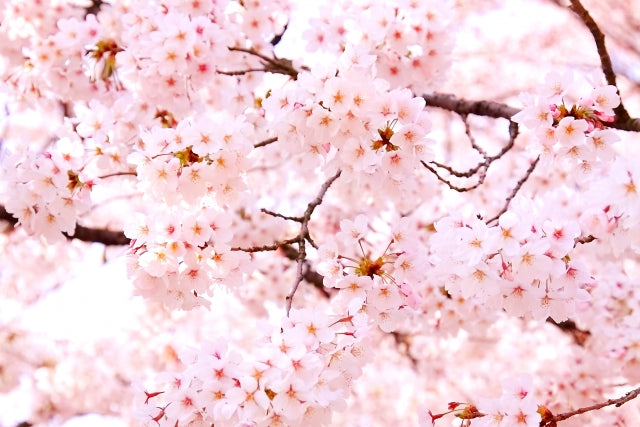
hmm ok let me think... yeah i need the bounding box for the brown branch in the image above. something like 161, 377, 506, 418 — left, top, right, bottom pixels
568, 0, 631, 123
98, 171, 137, 179
576, 234, 596, 245
279, 244, 329, 296
391, 332, 418, 368
486, 156, 540, 225
0, 205, 130, 246
422, 160, 484, 192
227, 46, 302, 79
68, 224, 130, 246
423, 92, 640, 132
543, 384, 640, 425
270, 22, 288, 47
422, 92, 519, 120
217, 68, 273, 76
285, 170, 342, 315
546, 318, 590, 347
254, 136, 278, 148
0, 205, 16, 226
601, 117, 640, 132
260, 208, 301, 222
422, 114, 519, 192
82, 0, 103, 17
230, 237, 300, 253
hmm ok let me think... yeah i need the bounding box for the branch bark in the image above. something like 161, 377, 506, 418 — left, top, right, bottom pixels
422, 93, 518, 120
422, 92, 640, 132
0, 205, 130, 246
568, 0, 631, 122
543, 384, 640, 425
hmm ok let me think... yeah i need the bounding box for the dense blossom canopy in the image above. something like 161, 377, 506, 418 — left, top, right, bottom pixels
1, 0, 640, 426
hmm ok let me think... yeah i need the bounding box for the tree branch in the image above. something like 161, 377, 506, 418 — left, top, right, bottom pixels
82, 0, 103, 17
270, 22, 288, 47
278, 244, 329, 296
217, 68, 275, 76
254, 136, 278, 148
543, 384, 640, 425
423, 93, 519, 120
486, 156, 540, 225
227, 46, 303, 79
422, 111, 520, 193
421, 160, 484, 192
285, 170, 342, 315
0, 205, 130, 246
423, 92, 640, 132
545, 318, 590, 347
568, 0, 631, 122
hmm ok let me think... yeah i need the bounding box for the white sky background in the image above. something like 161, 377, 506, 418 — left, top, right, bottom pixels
2, 0, 637, 426
0, 246, 136, 427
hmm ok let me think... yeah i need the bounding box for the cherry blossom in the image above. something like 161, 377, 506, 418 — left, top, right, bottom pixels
1, 0, 640, 426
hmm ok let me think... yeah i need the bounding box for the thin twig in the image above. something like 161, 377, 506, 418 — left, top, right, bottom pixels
423, 116, 519, 192
227, 46, 301, 79
430, 160, 481, 178
462, 115, 487, 158
217, 68, 272, 76
486, 156, 540, 225
544, 384, 640, 425
422, 160, 484, 192
228, 46, 275, 64
260, 208, 301, 222
230, 237, 299, 253
98, 171, 137, 179
254, 136, 278, 148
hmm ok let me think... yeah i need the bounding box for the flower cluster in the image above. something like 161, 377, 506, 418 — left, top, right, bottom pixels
316, 214, 425, 332
512, 71, 621, 175
2, 1, 640, 426
429, 198, 591, 324
262, 45, 435, 201
140, 307, 371, 426
302, 0, 454, 93
1, 138, 91, 243
122, 110, 258, 309
472, 375, 543, 427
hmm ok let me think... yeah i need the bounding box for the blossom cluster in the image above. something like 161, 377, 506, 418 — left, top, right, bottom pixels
428, 197, 592, 324
140, 308, 370, 426
1, 138, 91, 243
2, 0, 640, 426
302, 0, 454, 93
316, 214, 425, 332
262, 45, 436, 203
472, 375, 542, 427
512, 71, 621, 173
